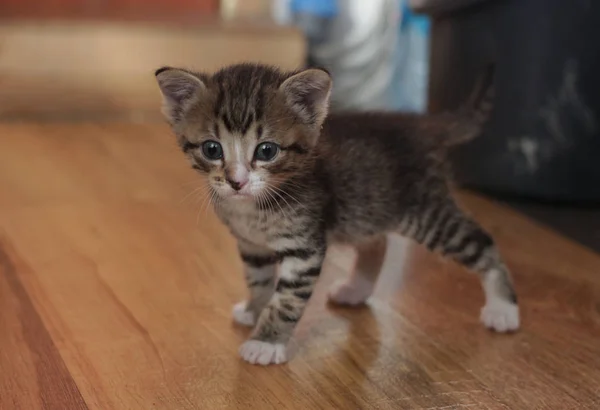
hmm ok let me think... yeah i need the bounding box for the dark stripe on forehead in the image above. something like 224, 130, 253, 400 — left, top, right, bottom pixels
214, 85, 225, 118
254, 88, 265, 121
223, 89, 256, 134
209, 64, 286, 134
221, 114, 233, 133
219, 103, 255, 135
240, 114, 253, 135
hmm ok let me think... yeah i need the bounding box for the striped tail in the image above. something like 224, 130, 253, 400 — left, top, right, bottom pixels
440, 64, 495, 146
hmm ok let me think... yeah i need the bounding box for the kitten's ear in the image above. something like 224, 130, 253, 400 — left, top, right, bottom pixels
279, 68, 332, 128
155, 67, 205, 122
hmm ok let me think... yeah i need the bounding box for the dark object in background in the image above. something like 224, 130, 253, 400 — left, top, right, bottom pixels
425, 0, 600, 203
508, 199, 600, 254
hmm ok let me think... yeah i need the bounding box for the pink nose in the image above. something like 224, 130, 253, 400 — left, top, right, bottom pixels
226, 177, 248, 191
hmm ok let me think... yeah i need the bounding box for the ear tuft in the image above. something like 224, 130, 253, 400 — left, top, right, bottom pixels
155, 67, 205, 122
279, 68, 332, 128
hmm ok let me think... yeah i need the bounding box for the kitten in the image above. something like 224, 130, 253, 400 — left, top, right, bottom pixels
155, 63, 519, 366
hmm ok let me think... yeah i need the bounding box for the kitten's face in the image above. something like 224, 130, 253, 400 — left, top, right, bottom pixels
187, 121, 301, 202
155, 64, 332, 204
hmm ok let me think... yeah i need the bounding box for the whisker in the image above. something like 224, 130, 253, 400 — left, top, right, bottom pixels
180, 186, 207, 204
270, 182, 313, 217
269, 186, 296, 215
197, 188, 211, 216
265, 186, 291, 221
262, 187, 282, 219
198, 187, 218, 226
193, 189, 207, 205
273, 186, 305, 210
271, 177, 311, 196
257, 192, 272, 224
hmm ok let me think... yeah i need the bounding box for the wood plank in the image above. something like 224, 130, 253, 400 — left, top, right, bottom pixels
0, 239, 88, 409
0, 123, 599, 409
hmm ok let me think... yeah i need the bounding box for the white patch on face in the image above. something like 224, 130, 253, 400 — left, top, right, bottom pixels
246, 172, 267, 197
231, 140, 246, 173
210, 131, 272, 202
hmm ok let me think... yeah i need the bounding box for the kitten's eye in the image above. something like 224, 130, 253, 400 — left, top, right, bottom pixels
254, 142, 279, 162
201, 141, 223, 160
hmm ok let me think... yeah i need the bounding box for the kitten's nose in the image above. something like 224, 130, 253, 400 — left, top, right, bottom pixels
226, 178, 248, 191
225, 164, 249, 191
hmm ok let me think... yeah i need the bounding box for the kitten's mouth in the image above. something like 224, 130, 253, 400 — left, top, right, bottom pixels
229, 191, 253, 200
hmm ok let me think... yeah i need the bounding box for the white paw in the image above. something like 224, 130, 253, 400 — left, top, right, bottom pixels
232, 301, 255, 327
480, 300, 520, 332
239, 340, 287, 365
327, 279, 373, 306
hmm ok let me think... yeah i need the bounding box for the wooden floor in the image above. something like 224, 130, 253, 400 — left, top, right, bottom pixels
1, 123, 600, 410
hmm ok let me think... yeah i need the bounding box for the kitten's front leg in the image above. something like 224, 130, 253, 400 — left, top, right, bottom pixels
239, 237, 326, 365
233, 242, 278, 327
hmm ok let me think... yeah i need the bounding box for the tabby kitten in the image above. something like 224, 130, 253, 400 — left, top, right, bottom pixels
155, 63, 519, 366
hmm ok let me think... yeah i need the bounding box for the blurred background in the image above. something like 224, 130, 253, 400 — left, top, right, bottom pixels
0, 0, 432, 122
1, 0, 599, 245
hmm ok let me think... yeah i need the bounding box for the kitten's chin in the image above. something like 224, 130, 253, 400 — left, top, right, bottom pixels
230, 193, 254, 201
221, 191, 255, 203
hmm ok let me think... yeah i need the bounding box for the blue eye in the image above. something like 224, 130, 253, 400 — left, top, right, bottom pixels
254, 142, 279, 162
201, 141, 223, 160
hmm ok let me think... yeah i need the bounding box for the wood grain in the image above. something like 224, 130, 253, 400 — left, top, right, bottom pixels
0, 123, 599, 409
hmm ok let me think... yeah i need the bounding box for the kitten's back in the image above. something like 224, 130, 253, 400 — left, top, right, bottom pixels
316, 68, 495, 233
320, 64, 495, 168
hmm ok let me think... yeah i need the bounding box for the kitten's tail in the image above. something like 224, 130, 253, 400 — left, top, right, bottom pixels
441, 64, 495, 146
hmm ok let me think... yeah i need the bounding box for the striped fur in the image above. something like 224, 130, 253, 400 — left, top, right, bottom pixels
156, 63, 519, 365
419, 64, 495, 148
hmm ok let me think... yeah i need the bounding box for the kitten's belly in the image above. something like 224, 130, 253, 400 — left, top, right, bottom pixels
216, 198, 398, 250
327, 226, 382, 245
327, 207, 399, 244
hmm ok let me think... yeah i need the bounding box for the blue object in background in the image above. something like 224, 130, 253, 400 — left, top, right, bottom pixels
280, 0, 425, 112
290, 0, 338, 19
388, 1, 431, 113
290, 0, 338, 45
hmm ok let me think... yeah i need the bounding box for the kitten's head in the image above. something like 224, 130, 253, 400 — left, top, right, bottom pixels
155, 63, 332, 203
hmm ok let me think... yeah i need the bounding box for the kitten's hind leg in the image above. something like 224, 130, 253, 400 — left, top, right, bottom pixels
399, 200, 519, 332
328, 235, 387, 306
